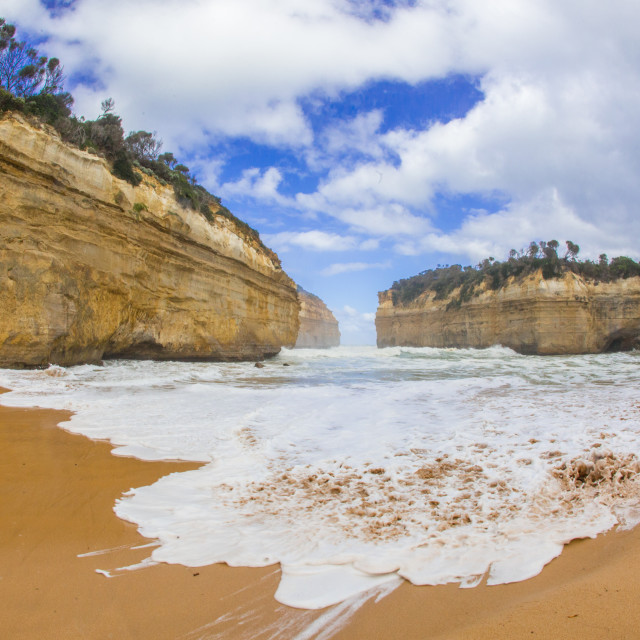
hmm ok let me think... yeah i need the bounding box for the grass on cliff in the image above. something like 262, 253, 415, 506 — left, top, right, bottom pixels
390, 241, 640, 309
0, 19, 278, 265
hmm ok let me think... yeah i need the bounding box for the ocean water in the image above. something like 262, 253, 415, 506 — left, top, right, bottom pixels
2, 345, 640, 609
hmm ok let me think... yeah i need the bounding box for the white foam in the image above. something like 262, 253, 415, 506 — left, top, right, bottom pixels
94, 569, 116, 578
276, 565, 401, 609
2, 347, 640, 609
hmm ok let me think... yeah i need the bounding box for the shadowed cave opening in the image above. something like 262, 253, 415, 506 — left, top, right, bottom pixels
603, 330, 640, 353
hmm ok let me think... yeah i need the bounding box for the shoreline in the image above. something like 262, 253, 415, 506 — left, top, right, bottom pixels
0, 395, 311, 639
2, 392, 640, 638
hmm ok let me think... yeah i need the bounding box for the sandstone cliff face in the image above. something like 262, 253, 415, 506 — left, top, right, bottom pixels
295, 289, 340, 348
0, 113, 300, 367
376, 271, 640, 355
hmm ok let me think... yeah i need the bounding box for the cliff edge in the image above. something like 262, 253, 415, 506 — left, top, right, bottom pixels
0, 113, 300, 367
295, 288, 340, 348
376, 271, 640, 355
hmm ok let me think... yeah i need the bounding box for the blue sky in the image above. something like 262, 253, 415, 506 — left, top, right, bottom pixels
7, 0, 640, 343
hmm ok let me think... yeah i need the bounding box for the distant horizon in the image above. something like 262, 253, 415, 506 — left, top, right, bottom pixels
6, 0, 640, 344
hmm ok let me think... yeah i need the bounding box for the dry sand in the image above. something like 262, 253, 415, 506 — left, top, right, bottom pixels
2, 393, 640, 639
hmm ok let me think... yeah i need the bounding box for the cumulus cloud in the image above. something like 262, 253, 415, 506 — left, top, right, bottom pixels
393, 190, 607, 262
219, 167, 290, 205
305, 109, 388, 171
262, 230, 371, 252
321, 260, 391, 276
293, 66, 640, 258
294, 195, 434, 237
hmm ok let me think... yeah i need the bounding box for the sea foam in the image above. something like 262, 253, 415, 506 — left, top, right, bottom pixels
1, 346, 640, 608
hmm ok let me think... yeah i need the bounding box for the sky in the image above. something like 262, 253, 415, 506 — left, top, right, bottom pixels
5, 0, 640, 344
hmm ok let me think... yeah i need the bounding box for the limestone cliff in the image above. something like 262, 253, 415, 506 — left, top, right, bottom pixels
295, 288, 340, 348
0, 113, 300, 367
376, 271, 640, 355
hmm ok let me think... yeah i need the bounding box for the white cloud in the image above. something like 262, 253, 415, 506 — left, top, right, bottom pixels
219, 167, 290, 205
298, 63, 640, 248
262, 230, 368, 252
294, 194, 433, 237
393, 189, 606, 262
305, 110, 387, 170
360, 238, 381, 251
321, 260, 391, 276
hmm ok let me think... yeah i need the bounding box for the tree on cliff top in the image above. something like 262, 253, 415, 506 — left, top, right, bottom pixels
125, 130, 163, 163
0, 18, 73, 126
0, 19, 64, 97
565, 240, 580, 260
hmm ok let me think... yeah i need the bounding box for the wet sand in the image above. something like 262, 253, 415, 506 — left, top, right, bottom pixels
2, 394, 640, 639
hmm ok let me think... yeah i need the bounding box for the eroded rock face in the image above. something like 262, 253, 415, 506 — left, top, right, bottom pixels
295, 288, 340, 348
376, 271, 640, 355
0, 113, 300, 367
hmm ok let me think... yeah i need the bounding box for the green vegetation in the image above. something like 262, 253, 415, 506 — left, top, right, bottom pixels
0, 18, 64, 97
132, 202, 148, 214
0, 18, 275, 259
390, 240, 640, 309
0, 19, 73, 125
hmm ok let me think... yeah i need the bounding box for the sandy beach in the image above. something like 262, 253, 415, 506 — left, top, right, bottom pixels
2, 394, 640, 639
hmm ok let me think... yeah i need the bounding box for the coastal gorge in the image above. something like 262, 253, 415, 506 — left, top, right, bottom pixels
0, 113, 302, 367
376, 258, 640, 355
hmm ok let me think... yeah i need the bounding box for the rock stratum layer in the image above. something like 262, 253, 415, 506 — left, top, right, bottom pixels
295, 289, 340, 348
376, 271, 640, 355
0, 113, 300, 367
